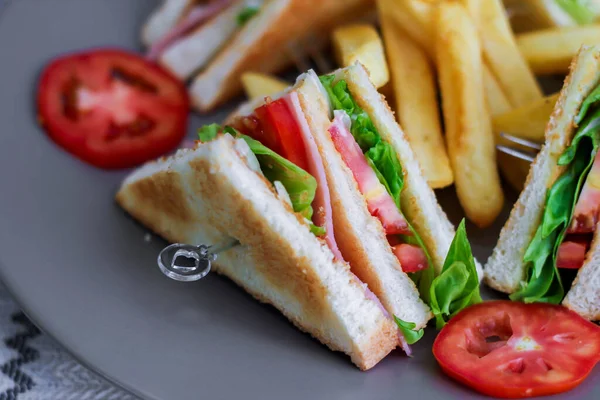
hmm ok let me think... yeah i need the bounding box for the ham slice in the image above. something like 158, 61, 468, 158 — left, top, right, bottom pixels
327, 111, 429, 273
398, 333, 412, 357
147, 0, 233, 61
284, 93, 344, 261
328, 111, 411, 235
569, 150, 600, 234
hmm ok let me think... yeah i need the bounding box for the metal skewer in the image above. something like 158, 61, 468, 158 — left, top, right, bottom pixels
496, 132, 543, 163
157, 240, 239, 282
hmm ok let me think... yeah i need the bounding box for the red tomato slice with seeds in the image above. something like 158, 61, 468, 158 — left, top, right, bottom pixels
433, 301, 600, 398
239, 98, 309, 171
37, 49, 189, 169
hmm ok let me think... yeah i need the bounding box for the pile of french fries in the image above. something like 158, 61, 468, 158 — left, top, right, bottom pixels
239, 0, 600, 228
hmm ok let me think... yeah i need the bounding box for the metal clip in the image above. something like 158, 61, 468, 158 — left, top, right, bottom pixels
157, 240, 238, 282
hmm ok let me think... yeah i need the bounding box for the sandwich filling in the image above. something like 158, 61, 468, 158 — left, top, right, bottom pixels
196, 94, 410, 348
147, 0, 263, 61
513, 84, 600, 303
318, 73, 481, 331
318, 75, 432, 285
198, 90, 420, 349
198, 72, 482, 344
319, 75, 430, 272
200, 94, 342, 259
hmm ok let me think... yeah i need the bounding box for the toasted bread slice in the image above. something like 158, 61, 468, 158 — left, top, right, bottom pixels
116, 134, 398, 370
159, 1, 245, 80
485, 46, 600, 295
142, 0, 198, 47
293, 72, 432, 329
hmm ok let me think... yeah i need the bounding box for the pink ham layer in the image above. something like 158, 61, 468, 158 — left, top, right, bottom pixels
284, 92, 344, 261
147, 0, 233, 61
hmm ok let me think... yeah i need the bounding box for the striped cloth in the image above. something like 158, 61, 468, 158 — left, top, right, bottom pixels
0, 283, 137, 400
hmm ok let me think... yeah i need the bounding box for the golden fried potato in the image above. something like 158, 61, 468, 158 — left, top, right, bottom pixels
482, 65, 512, 116
517, 25, 600, 75
386, 0, 512, 118
378, 0, 453, 188
384, 0, 438, 55
463, 0, 542, 108
493, 93, 559, 142
332, 24, 389, 88
241, 72, 290, 100
436, 2, 504, 228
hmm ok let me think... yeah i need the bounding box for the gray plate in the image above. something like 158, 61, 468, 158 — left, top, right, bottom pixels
0, 1, 598, 399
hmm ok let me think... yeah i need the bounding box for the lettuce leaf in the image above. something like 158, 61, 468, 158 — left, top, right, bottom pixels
366, 141, 404, 208
198, 123, 221, 142
236, 133, 316, 220
394, 316, 424, 345
429, 220, 482, 329
197, 125, 324, 234
556, 0, 596, 24
236, 6, 260, 26
319, 75, 404, 208
576, 84, 600, 123
512, 102, 600, 303
319, 75, 379, 150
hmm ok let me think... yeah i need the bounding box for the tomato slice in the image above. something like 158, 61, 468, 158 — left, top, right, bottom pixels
556, 236, 591, 269
37, 49, 189, 169
236, 98, 309, 171
392, 244, 428, 272
569, 150, 600, 234
433, 301, 600, 398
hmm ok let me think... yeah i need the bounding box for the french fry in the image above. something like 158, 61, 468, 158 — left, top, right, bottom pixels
493, 93, 559, 142
517, 25, 600, 75
387, 0, 511, 119
483, 66, 512, 116
457, 0, 481, 24
378, 0, 453, 188
462, 0, 542, 108
240, 72, 290, 100
457, 0, 517, 113
332, 24, 389, 88
494, 93, 559, 191
385, 0, 437, 56
436, 2, 504, 228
